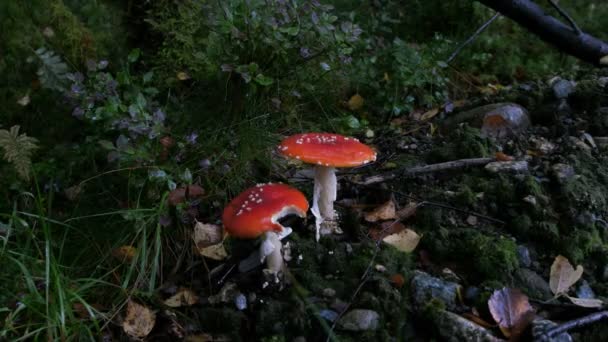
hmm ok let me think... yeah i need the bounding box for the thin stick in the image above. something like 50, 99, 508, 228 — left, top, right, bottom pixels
361, 157, 495, 185
447, 13, 500, 64
548, 0, 582, 34
545, 310, 608, 338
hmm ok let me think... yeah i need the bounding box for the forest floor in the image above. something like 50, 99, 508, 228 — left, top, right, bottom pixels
135, 74, 608, 341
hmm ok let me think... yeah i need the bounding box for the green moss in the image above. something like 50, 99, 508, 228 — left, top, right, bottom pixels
198, 307, 246, 339
455, 185, 476, 207
427, 125, 491, 163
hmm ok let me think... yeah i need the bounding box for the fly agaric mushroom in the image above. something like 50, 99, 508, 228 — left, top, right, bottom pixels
222, 183, 308, 276
278, 133, 376, 240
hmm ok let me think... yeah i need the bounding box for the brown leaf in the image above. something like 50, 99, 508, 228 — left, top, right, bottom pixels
488, 288, 535, 339
395, 202, 418, 220
164, 288, 199, 307
364, 199, 396, 222
123, 300, 156, 338
420, 108, 440, 121
112, 245, 137, 262
347, 94, 364, 111
168, 185, 205, 206
495, 152, 514, 161
197, 243, 228, 261
382, 228, 421, 253
64, 185, 83, 201
369, 220, 405, 241
193, 222, 223, 248
566, 296, 604, 308
549, 255, 583, 296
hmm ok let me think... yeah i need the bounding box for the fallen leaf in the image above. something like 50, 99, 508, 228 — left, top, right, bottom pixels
164, 288, 199, 307
488, 287, 535, 339
396, 202, 418, 220
566, 296, 604, 308
364, 199, 396, 222
420, 108, 440, 121
460, 312, 496, 329
495, 152, 514, 161
369, 220, 406, 241
382, 228, 421, 253
168, 185, 205, 206
123, 300, 156, 338
549, 255, 583, 296
347, 94, 364, 111
17, 94, 30, 106
197, 243, 228, 261
112, 245, 137, 262
193, 222, 223, 248
64, 185, 82, 201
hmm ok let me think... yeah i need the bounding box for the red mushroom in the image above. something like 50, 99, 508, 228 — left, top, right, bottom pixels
278, 133, 376, 240
223, 183, 308, 276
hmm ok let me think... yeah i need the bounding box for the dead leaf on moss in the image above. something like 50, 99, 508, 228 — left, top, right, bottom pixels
347, 94, 364, 111
550, 255, 583, 296
420, 108, 440, 121
112, 245, 137, 262
495, 151, 514, 161
369, 220, 405, 241
566, 296, 604, 308
164, 288, 199, 307
488, 287, 535, 339
396, 202, 418, 220
177, 71, 191, 80
364, 199, 396, 222
123, 300, 156, 338
382, 228, 421, 253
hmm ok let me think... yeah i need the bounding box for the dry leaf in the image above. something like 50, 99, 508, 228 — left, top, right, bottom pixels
197, 243, 228, 261
495, 152, 514, 161
164, 288, 199, 307
488, 287, 535, 339
420, 108, 440, 121
64, 185, 82, 201
382, 228, 421, 253
123, 300, 156, 338
369, 220, 406, 241
193, 222, 223, 248
396, 202, 418, 220
177, 71, 191, 80
347, 94, 364, 111
549, 255, 583, 296
566, 296, 604, 308
600, 55, 608, 66
364, 199, 396, 222
168, 185, 205, 206
17, 94, 30, 106
112, 245, 137, 262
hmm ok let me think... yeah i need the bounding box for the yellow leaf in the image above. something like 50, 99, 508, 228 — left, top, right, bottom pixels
164, 288, 199, 307
123, 300, 156, 338
364, 199, 396, 222
347, 94, 364, 111
382, 229, 421, 253
549, 255, 583, 296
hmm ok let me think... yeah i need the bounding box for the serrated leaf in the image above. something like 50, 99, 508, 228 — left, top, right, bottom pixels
0, 126, 39, 180
550, 255, 583, 296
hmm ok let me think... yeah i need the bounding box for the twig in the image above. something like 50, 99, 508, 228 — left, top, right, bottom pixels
544, 310, 608, 338
447, 13, 500, 64
548, 0, 582, 34
361, 157, 495, 185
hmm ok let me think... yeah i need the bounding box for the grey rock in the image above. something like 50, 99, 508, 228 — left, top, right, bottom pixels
319, 309, 339, 322
532, 318, 572, 342
552, 79, 575, 99
514, 268, 553, 300
576, 280, 595, 299
517, 245, 532, 268
411, 271, 461, 311
322, 288, 337, 298
551, 164, 576, 184
485, 160, 529, 174
337, 309, 379, 331
234, 293, 247, 310
435, 310, 501, 342
442, 103, 530, 140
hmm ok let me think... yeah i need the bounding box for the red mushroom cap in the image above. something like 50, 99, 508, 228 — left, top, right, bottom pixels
278, 133, 377, 167
222, 183, 309, 239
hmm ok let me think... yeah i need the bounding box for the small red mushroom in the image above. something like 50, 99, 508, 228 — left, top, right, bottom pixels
223, 183, 309, 276
278, 133, 376, 240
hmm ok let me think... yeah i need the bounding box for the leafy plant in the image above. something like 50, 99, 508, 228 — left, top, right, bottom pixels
28, 47, 70, 91
0, 125, 39, 181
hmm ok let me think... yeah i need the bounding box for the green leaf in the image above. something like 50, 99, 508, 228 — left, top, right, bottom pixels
98, 140, 115, 150
254, 74, 274, 86
128, 49, 141, 63
143, 71, 154, 84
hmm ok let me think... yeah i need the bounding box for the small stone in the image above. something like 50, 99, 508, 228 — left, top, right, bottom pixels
375, 264, 386, 272
523, 195, 537, 206
514, 268, 553, 300
466, 215, 477, 226
322, 288, 337, 298
530, 137, 556, 154
551, 78, 575, 99
598, 77, 608, 88
411, 271, 461, 311
580, 133, 597, 149
234, 293, 247, 310
345, 243, 353, 254
463, 286, 480, 305
551, 163, 576, 184
517, 245, 532, 268
435, 310, 501, 342
568, 136, 592, 151
337, 309, 379, 331
485, 160, 529, 174
319, 309, 339, 322
576, 280, 595, 299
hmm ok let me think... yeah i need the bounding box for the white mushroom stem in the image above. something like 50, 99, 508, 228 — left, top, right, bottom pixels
311, 165, 337, 241
259, 227, 292, 274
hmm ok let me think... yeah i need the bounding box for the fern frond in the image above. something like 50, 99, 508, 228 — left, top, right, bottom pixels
32, 47, 69, 91
0, 126, 39, 181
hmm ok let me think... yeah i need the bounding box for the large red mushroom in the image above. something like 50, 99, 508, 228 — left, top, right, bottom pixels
278, 133, 376, 240
223, 183, 308, 276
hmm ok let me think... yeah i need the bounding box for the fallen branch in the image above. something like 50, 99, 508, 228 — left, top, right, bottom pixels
447, 12, 501, 64
361, 157, 494, 185
544, 310, 608, 339
477, 0, 608, 66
